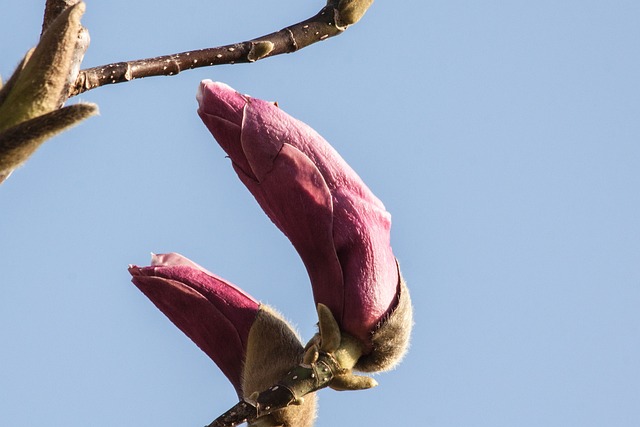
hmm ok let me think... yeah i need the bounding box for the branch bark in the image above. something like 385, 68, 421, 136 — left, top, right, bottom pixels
70, 0, 373, 97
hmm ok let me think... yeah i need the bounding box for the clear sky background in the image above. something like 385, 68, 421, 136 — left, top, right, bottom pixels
1, 1, 639, 426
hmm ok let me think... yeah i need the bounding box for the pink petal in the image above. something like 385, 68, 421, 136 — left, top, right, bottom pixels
235, 143, 345, 318
129, 253, 259, 395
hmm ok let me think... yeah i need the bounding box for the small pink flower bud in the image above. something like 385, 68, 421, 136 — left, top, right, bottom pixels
129, 253, 259, 394
130, 253, 317, 426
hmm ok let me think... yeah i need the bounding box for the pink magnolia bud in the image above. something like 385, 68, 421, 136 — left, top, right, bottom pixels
197, 81, 412, 372
129, 253, 317, 427
129, 253, 257, 393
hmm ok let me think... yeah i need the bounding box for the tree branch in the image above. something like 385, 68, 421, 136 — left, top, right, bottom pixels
70, 0, 373, 97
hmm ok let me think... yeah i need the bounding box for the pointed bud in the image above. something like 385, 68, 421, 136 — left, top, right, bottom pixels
197, 81, 412, 372
335, 0, 374, 28
0, 2, 93, 179
0, 2, 87, 129
129, 253, 317, 426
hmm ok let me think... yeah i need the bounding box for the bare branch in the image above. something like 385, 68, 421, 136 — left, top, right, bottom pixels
70, 0, 373, 97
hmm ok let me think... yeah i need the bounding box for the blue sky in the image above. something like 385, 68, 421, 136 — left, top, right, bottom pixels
1, 1, 639, 426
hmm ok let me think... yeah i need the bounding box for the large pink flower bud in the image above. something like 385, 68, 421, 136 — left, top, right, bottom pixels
197, 81, 412, 372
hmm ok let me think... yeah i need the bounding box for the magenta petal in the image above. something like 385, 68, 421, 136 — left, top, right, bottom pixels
196, 81, 245, 126
240, 98, 288, 181
129, 253, 259, 395
197, 81, 256, 180
235, 143, 345, 320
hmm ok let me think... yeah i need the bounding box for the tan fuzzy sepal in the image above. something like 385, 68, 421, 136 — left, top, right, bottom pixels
0, 103, 97, 174
355, 268, 413, 373
242, 305, 317, 427
0, 2, 87, 130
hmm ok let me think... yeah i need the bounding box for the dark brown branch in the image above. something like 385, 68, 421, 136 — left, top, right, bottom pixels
70, 0, 372, 97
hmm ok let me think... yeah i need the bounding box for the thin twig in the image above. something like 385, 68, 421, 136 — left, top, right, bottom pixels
70, 1, 369, 97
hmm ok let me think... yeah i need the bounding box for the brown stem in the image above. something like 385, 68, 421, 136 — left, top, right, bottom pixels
70, 1, 371, 97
